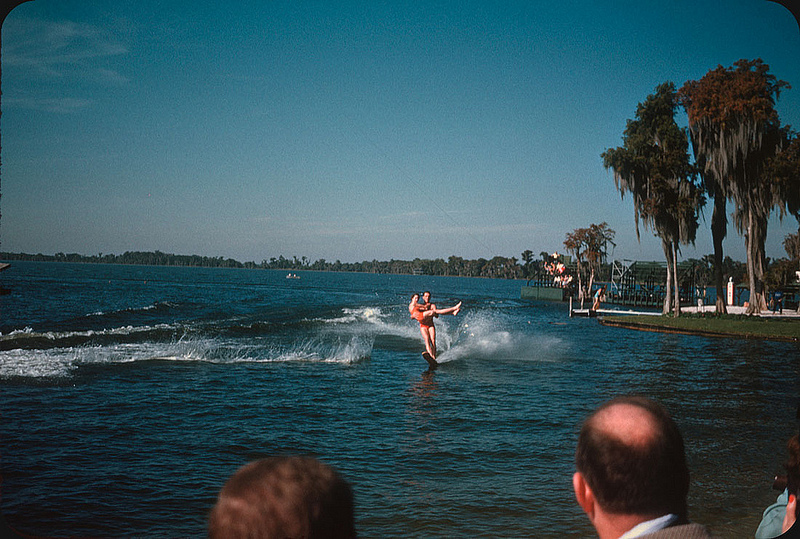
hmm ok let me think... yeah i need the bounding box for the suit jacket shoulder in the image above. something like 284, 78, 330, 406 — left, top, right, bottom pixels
644, 523, 713, 538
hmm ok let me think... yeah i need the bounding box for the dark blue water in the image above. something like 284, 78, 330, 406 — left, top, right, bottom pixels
1, 262, 798, 537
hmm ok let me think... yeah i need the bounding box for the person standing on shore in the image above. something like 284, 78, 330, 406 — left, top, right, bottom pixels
409, 291, 461, 359
773, 290, 785, 314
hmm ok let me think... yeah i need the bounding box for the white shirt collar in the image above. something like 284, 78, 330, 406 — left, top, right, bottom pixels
619, 514, 680, 539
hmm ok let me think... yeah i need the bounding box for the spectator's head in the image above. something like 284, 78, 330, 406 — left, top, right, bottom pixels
573, 396, 690, 535
208, 456, 356, 539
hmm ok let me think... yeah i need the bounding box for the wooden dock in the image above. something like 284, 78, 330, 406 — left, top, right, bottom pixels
570, 308, 661, 318
568, 298, 660, 318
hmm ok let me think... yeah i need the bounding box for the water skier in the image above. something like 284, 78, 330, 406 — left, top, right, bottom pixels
409, 291, 461, 360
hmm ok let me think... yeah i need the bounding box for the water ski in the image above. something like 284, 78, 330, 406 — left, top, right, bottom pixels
422, 352, 438, 370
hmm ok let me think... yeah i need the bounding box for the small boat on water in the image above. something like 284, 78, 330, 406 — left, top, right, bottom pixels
286, 273, 300, 279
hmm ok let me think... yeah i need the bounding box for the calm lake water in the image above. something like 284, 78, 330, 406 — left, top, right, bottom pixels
1, 262, 798, 537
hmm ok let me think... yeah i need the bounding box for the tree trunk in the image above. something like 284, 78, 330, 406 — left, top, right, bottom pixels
745, 214, 756, 314
745, 210, 767, 314
752, 211, 769, 312
662, 239, 673, 315
673, 241, 681, 317
711, 193, 728, 314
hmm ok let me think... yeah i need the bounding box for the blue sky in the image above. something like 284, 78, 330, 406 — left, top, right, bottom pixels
2, 0, 799, 264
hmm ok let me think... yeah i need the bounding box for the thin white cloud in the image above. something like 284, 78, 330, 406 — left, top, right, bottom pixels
378, 210, 427, 221
4, 96, 93, 113
3, 16, 129, 112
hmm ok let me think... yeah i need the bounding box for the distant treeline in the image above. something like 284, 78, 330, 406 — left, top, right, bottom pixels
0, 251, 254, 269
0, 251, 527, 279
0, 250, 767, 288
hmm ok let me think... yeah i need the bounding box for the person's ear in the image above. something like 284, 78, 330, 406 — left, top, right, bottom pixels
573, 472, 595, 519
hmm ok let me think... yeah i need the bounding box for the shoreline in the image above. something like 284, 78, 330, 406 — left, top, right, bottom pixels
600, 305, 800, 342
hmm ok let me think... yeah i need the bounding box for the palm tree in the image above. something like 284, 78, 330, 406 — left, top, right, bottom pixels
564, 229, 588, 306
679, 59, 791, 313
602, 82, 702, 315
521, 250, 534, 280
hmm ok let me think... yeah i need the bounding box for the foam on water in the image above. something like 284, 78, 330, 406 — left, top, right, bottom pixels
0, 330, 373, 379
86, 301, 175, 318
436, 310, 566, 364
322, 306, 385, 324
256, 335, 372, 364
319, 306, 421, 342
0, 348, 77, 378
0, 340, 184, 379
317, 304, 565, 365
0, 323, 180, 348
0, 304, 558, 379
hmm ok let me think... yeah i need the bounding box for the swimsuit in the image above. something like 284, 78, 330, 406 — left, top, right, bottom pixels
411, 304, 434, 327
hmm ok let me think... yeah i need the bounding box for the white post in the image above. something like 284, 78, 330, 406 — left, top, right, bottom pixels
726, 277, 734, 306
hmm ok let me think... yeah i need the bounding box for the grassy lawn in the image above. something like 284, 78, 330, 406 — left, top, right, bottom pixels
600, 314, 800, 342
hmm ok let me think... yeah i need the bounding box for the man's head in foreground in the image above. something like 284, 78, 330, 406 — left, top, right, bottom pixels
208, 456, 356, 539
573, 396, 690, 538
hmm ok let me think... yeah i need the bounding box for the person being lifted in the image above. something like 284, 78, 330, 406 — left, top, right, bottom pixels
408, 291, 461, 361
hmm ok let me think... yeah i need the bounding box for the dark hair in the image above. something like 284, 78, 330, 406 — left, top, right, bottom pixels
575, 396, 689, 518
208, 456, 356, 539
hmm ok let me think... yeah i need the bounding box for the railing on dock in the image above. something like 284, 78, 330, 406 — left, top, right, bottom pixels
609, 260, 667, 308
610, 259, 709, 308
